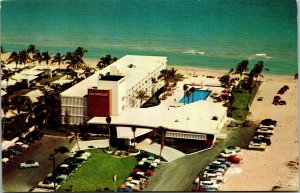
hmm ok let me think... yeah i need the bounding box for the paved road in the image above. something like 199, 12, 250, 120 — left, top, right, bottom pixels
2, 135, 76, 192
143, 124, 256, 191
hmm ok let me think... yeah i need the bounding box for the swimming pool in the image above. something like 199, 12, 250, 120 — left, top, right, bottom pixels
179, 90, 211, 104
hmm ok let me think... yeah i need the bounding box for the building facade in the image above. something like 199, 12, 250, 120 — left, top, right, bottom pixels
61, 55, 167, 125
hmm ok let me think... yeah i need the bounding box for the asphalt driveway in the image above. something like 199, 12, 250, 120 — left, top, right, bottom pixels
2, 135, 76, 192
143, 124, 256, 191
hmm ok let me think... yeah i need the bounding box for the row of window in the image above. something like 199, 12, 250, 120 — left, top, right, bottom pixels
166, 132, 207, 140
61, 97, 84, 106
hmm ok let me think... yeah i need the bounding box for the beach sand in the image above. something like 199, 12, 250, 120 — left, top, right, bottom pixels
172, 66, 299, 191
1, 53, 298, 191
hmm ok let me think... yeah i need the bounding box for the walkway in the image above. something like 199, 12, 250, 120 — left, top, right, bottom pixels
136, 139, 186, 162
70, 139, 109, 152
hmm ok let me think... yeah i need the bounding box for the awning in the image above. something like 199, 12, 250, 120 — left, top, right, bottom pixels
116, 127, 152, 139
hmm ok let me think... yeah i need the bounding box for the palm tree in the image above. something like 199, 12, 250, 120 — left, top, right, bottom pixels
253, 61, 264, 81
42, 51, 51, 64
26, 44, 37, 55
96, 54, 117, 70
131, 126, 137, 150
183, 84, 189, 105
106, 117, 112, 150
42, 51, 51, 78
234, 60, 249, 80
3, 69, 13, 89
219, 75, 231, 88
7, 51, 19, 69
189, 87, 196, 103
1, 96, 10, 140
33, 51, 42, 65
186, 90, 191, 104
228, 95, 235, 117
1, 46, 6, 54
150, 126, 168, 159
51, 53, 65, 69
135, 90, 149, 106
74, 47, 87, 59
18, 50, 31, 67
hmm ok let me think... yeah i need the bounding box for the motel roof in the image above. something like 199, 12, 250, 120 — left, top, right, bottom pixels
61, 55, 167, 98
88, 100, 227, 135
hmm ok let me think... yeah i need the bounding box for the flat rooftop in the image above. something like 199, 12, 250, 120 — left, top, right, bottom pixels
61, 55, 167, 97
88, 100, 227, 135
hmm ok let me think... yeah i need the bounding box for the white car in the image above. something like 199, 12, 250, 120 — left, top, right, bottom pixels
74, 155, 88, 161
224, 146, 241, 153
202, 174, 225, 183
19, 160, 39, 168
150, 162, 158, 167
203, 170, 223, 177
200, 180, 220, 190
37, 180, 55, 189
259, 124, 275, 129
256, 128, 274, 135
153, 158, 161, 165
2, 158, 9, 164
209, 161, 227, 169
248, 141, 267, 150
219, 150, 237, 158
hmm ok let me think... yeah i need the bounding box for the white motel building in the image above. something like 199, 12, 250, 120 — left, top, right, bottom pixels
60, 55, 227, 147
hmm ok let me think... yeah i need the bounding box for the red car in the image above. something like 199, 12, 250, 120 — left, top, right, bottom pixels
192, 184, 206, 192
226, 156, 241, 164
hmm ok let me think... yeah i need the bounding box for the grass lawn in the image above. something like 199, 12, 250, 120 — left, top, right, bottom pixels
58, 149, 138, 192
227, 81, 261, 121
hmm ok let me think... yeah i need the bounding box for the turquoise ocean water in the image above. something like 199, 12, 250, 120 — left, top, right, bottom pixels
1, 0, 298, 75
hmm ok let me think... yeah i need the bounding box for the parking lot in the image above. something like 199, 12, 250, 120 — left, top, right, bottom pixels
2, 135, 76, 192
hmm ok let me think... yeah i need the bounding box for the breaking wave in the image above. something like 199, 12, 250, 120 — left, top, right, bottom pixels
182, 49, 205, 55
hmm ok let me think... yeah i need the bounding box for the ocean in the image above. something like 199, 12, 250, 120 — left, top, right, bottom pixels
1, 0, 298, 75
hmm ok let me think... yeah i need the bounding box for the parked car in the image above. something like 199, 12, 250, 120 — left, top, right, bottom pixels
243, 120, 252, 127
260, 119, 277, 127
215, 158, 232, 167
74, 150, 91, 158
205, 165, 225, 173
200, 181, 220, 190
248, 141, 267, 150
225, 146, 241, 153
7, 148, 22, 156
2, 158, 9, 164
219, 150, 237, 158
153, 158, 161, 165
255, 128, 274, 135
38, 180, 55, 189
210, 160, 228, 169
202, 174, 225, 183
47, 172, 69, 182
19, 160, 39, 168
252, 135, 271, 145
2, 150, 15, 158
203, 170, 223, 176
225, 156, 241, 164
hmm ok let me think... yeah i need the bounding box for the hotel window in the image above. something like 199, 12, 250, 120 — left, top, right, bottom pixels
122, 105, 125, 110
122, 96, 125, 101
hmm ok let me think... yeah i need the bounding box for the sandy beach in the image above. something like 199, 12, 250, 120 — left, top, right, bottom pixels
171, 65, 299, 191
1, 53, 298, 191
